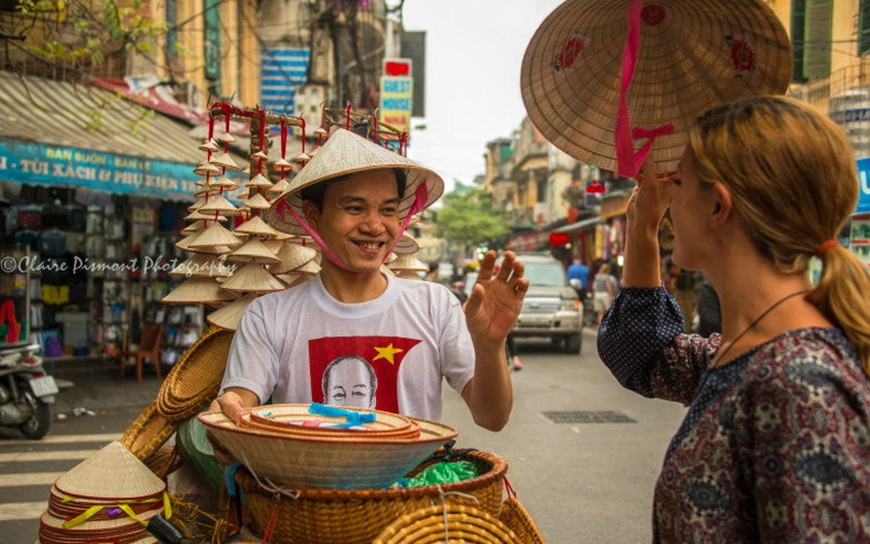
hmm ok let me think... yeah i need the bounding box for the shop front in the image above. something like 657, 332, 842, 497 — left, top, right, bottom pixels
0, 72, 220, 367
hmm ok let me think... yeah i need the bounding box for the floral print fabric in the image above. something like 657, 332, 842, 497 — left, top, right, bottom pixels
598, 287, 870, 543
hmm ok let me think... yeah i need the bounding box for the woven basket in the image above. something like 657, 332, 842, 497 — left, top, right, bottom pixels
499, 497, 546, 544
143, 444, 183, 479
372, 503, 522, 544
236, 450, 507, 544
119, 401, 179, 461
156, 326, 234, 421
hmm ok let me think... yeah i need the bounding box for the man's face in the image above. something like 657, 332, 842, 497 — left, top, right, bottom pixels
304, 170, 401, 274
324, 357, 376, 408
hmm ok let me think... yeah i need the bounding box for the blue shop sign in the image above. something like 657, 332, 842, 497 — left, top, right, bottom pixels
0, 138, 198, 200
856, 157, 870, 214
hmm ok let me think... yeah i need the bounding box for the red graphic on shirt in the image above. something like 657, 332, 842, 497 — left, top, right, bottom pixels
308, 336, 422, 413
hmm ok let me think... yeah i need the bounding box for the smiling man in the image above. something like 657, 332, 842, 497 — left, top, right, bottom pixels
212, 128, 529, 431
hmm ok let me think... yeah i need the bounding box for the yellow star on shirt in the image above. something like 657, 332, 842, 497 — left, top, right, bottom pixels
373, 343, 404, 365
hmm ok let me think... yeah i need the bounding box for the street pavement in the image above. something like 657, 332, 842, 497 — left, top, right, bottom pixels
0, 331, 688, 544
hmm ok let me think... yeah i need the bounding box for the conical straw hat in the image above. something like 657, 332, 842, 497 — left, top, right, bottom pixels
276, 273, 307, 287
162, 277, 237, 304
194, 161, 221, 176
206, 293, 258, 331
219, 262, 286, 293
396, 270, 424, 280
197, 195, 241, 216
199, 139, 219, 152
180, 220, 206, 235
212, 176, 239, 191
169, 254, 234, 278
293, 258, 321, 275
228, 238, 281, 264
54, 441, 165, 500
388, 254, 428, 273
217, 132, 235, 144
184, 210, 228, 222
210, 151, 241, 170
233, 215, 279, 237
188, 222, 244, 249
244, 193, 272, 210
268, 178, 291, 194
520, 0, 792, 174
264, 129, 444, 235
246, 173, 273, 188
273, 157, 293, 170
393, 234, 420, 255
269, 241, 318, 274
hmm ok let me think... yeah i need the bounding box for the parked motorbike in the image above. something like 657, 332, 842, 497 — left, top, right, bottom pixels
0, 342, 59, 439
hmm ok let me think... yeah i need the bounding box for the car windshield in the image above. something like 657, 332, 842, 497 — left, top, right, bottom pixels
523, 262, 567, 287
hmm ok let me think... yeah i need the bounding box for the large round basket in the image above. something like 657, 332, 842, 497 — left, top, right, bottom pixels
235, 449, 507, 544
372, 503, 522, 544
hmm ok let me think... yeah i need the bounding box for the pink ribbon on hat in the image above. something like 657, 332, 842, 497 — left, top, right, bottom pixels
384, 182, 429, 256
614, 0, 674, 177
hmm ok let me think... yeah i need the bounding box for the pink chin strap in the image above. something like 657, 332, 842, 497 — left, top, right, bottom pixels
615, 0, 675, 178
276, 183, 429, 274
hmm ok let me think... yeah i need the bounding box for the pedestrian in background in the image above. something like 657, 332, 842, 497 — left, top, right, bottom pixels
592, 262, 618, 324
598, 96, 870, 542
567, 257, 590, 300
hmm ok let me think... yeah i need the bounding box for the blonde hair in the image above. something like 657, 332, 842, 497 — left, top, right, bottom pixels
688, 95, 870, 373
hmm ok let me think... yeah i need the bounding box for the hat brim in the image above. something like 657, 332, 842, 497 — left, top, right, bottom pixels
521, 0, 792, 174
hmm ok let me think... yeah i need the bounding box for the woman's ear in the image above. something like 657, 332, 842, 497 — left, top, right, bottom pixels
710, 183, 733, 227
302, 200, 319, 228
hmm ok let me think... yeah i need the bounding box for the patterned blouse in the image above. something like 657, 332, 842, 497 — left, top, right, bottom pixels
597, 287, 870, 543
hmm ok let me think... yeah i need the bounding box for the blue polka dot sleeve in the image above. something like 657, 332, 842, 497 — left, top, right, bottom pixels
597, 286, 687, 398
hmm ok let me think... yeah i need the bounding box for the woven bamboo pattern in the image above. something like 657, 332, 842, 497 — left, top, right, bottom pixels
156, 326, 234, 421
499, 497, 547, 544
143, 444, 183, 479
236, 450, 507, 544
119, 401, 179, 461
372, 504, 522, 544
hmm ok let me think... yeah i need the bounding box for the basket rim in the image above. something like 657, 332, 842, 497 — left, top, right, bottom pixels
235, 449, 506, 500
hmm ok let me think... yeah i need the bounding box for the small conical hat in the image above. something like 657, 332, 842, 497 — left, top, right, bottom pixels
268, 178, 291, 194
264, 129, 444, 235
210, 151, 241, 171
250, 150, 268, 161
212, 176, 239, 191
233, 215, 279, 237
273, 158, 293, 170
388, 254, 428, 273
393, 234, 421, 255
184, 210, 228, 222
293, 258, 321, 275
162, 277, 237, 304
228, 238, 281, 264
169, 254, 234, 278
269, 242, 318, 274
216, 132, 235, 144
244, 193, 272, 210
180, 220, 206, 235
246, 173, 273, 188
206, 293, 258, 331
219, 262, 286, 293
197, 195, 241, 216
275, 273, 308, 288
194, 161, 221, 176
396, 270, 424, 280
199, 139, 219, 152
54, 441, 165, 500
188, 223, 244, 249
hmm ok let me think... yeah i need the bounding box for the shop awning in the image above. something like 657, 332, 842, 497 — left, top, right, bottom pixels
0, 72, 235, 201
553, 217, 601, 234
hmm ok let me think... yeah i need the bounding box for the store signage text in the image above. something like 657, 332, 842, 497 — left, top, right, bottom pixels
0, 138, 198, 200
379, 75, 413, 134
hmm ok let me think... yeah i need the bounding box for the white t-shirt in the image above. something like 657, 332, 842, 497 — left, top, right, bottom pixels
220, 274, 475, 422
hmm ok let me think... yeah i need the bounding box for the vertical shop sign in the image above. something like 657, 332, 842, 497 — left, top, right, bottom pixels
379, 59, 413, 135
857, 157, 870, 214
204, 0, 221, 86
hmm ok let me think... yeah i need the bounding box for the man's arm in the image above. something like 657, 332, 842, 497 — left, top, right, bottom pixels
461, 250, 529, 431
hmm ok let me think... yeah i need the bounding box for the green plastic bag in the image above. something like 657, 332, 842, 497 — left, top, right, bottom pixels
407, 460, 478, 487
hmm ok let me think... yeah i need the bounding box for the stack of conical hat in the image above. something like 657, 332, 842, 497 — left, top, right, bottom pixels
38, 441, 166, 544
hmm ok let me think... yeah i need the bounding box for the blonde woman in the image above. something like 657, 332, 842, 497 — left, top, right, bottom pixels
598, 96, 870, 542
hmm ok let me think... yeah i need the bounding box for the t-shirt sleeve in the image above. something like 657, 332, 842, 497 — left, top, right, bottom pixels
219, 298, 280, 404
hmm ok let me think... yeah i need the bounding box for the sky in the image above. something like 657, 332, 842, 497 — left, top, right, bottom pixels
400, 0, 564, 194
